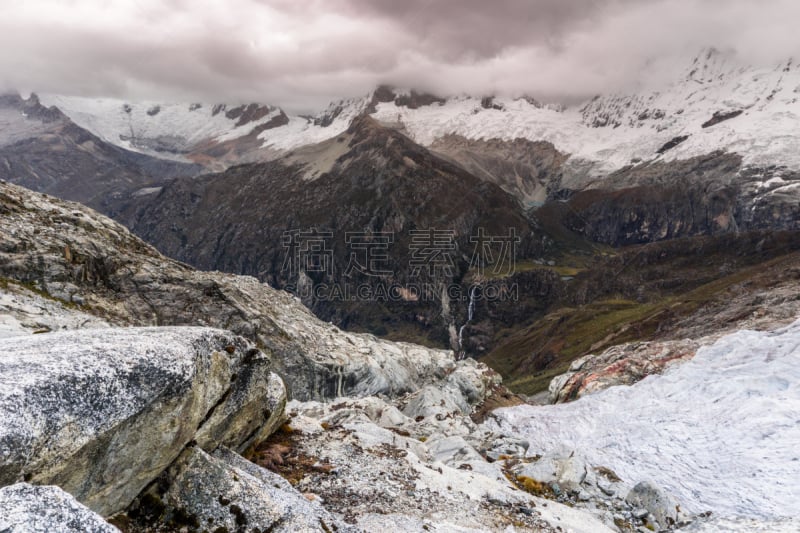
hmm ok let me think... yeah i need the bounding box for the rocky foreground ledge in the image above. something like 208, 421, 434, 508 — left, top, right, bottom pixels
0, 328, 286, 517
0, 181, 702, 531
0, 324, 611, 532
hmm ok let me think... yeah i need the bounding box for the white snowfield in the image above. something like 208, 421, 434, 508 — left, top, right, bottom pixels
492, 319, 800, 526
38, 49, 800, 181
368, 50, 800, 178
39, 95, 285, 160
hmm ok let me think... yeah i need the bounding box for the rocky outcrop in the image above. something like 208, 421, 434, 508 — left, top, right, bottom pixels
0, 327, 285, 516
0, 180, 492, 402
0, 483, 117, 533
626, 481, 687, 530
274, 397, 613, 532
503, 449, 689, 531
157, 447, 348, 532
548, 339, 699, 403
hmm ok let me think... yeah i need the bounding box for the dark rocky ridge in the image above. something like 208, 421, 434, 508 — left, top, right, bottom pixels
554, 152, 800, 246
127, 116, 539, 349
429, 134, 569, 207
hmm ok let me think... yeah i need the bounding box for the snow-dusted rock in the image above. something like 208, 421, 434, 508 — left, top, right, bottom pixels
0, 327, 285, 516
161, 447, 347, 533
426, 435, 483, 465
514, 451, 588, 494
625, 481, 686, 529
0, 483, 117, 533
483, 435, 530, 461
402, 358, 500, 421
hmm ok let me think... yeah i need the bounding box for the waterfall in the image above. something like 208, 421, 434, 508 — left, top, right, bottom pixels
457, 285, 478, 360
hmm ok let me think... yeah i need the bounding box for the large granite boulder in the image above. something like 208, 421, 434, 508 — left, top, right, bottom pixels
0, 483, 117, 533
626, 480, 686, 529
0, 327, 286, 516
158, 446, 349, 532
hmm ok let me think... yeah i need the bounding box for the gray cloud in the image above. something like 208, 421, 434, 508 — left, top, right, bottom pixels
0, 0, 798, 112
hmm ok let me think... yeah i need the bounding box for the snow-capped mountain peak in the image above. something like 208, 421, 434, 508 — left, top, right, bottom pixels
38, 94, 288, 165
31, 50, 800, 183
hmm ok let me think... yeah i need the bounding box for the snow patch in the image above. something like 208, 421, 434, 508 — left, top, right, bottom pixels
493, 319, 800, 523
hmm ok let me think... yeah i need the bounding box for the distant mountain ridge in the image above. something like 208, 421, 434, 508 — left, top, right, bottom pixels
0, 93, 202, 214
2, 49, 799, 396
29, 49, 800, 195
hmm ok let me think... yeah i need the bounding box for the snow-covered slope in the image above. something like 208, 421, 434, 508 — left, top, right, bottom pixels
492, 319, 800, 526
38, 95, 286, 163
259, 49, 800, 183
257, 96, 367, 150
368, 50, 800, 180
38, 49, 800, 183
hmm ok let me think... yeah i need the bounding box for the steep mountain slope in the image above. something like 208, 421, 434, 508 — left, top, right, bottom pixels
0, 179, 617, 533
39, 93, 368, 172
127, 116, 538, 350
0, 94, 201, 215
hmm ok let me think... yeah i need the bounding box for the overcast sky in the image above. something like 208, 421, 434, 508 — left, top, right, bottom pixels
1, 0, 799, 112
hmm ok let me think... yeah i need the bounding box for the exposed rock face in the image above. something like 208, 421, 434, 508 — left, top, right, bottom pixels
430, 134, 569, 207
558, 152, 743, 245
556, 152, 800, 246
0, 179, 487, 403
0, 483, 117, 533
548, 339, 700, 403
125, 116, 537, 350
0, 327, 285, 516
160, 447, 349, 532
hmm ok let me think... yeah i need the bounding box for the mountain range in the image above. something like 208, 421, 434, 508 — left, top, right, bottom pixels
2, 48, 799, 396
2, 44, 800, 532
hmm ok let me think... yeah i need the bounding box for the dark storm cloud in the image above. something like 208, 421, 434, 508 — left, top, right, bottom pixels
0, 0, 798, 111
325, 0, 618, 58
